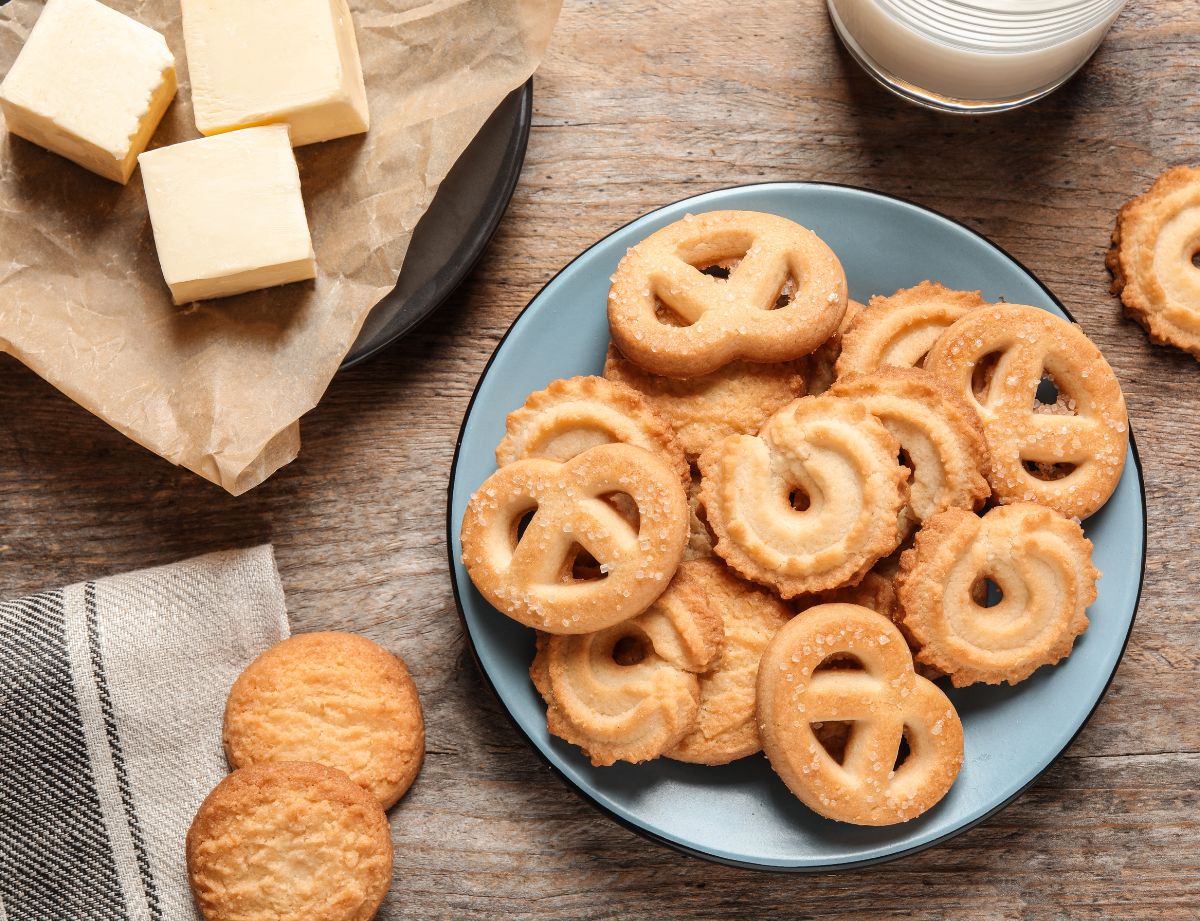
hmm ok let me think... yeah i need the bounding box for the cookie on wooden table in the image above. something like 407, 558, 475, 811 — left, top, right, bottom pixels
224, 631, 425, 809
187, 761, 393, 921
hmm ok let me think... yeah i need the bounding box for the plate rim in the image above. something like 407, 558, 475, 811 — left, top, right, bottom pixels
340, 80, 534, 369
444, 180, 1148, 872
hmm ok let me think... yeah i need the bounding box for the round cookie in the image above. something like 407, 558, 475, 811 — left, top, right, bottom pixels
224, 632, 425, 809
187, 762, 393, 921
666, 559, 792, 765
604, 343, 807, 462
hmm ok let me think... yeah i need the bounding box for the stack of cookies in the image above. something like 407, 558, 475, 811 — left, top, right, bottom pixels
460, 210, 1129, 827
186, 632, 425, 921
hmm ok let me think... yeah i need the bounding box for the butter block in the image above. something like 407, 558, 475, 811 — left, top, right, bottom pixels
183, 0, 370, 147
139, 126, 316, 304
0, 0, 176, 184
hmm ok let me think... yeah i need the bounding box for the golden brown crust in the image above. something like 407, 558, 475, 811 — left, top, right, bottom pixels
665, 559, 793, 765
895, 503, 1098, 687
1108, 165, 1200, 358
697, 395, 909, 597
806, 299, 864, 396
829, 367, 991, 537
756, 604, 963, 825
223, 632, 424, 810
923, 304, 1128, 520
603, 343, 807, 462
460, 443, 689, 633
607, 210, 847, 377
835, 281, 987, 379
186, 762, 393, 921
495, 375, 689, 485
531, 560, 724, 766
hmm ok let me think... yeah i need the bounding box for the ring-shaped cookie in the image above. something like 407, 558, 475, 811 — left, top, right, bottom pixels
829, 367, 990, 537
924, 304, 1128, 519
530, 560, 724, 766
896, 503, 1098, 687
495, 375, 688, 485
608, 210, 847, 378
461, 443, 689, 634
1108, 165, 1200, 359
756, 603, 964, 826
835, 281, 986, 379
697, 395, 909, 597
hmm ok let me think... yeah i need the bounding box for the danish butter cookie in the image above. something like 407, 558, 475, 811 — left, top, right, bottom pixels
830, 367, 990, 536
757, 604, 963, 826
1107, 165, 1200, 358
186, 762, 393, 921
924, 304, 1128, 519
223, 632, 424, 809
667, 559, 792, 765
495, 375, 688, 485
896, 503, 1098, 687
604, 343, 807, 461
698, 395, 909, 597
835, 281, 986, 379
608, 210, 847, 377
806, 299, 865, 395
531, 560, 724, 766
461, 443, 689, 634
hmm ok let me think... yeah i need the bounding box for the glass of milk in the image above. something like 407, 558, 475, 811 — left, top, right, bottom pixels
827, 0, 1128, 113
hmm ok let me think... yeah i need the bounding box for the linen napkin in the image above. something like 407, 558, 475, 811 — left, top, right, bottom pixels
0, 545, 289, 921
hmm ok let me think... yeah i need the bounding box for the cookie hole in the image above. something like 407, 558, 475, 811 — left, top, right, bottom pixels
565, 544, 607, 582
1192, 251, 1200, 270
893, 729, 913, 772
611, 633, 649, 666
789, 487, 811, 512
1022, 459, 1077, 481
769, 276, 798, 310
598, 491, 640, 531
898, 447, 915, 476
970, 576, 1004, 608
698, 263, 732, 280
815, 652, 864, 671
970, 351, 1004, 404
813, 720, 853, 765
510, 509, 537, 550
1032, 373, 1077, 416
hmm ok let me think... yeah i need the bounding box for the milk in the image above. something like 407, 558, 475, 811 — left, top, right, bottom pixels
827, 0, 1127, 111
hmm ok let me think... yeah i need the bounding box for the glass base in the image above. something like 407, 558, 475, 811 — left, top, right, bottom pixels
828, 5, 1081, 115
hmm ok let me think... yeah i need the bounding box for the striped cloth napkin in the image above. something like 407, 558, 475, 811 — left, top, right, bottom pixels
0, 545, 289, 921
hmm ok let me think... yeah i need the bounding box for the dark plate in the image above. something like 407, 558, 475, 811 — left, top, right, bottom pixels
341, 81, 532, 368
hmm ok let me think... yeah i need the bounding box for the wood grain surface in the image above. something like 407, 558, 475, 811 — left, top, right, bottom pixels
2, 1, 1198, 917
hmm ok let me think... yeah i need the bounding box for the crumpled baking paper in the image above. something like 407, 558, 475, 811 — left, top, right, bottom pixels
0, 0, 560, 494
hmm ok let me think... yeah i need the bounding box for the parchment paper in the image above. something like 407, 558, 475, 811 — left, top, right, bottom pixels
0, 0, 560, 494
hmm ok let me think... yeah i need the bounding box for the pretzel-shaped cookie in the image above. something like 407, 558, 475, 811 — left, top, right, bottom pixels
896, 503, 1097, 687
924, 304, 1128, 519
495, 376, 688, 485
829, 367, 990, 537
1108, 165, 1200, 359
529, 560, 724, 766
608, 211, 847, 378
461, 443, 688, 634
698, 395, 909, 597
757, 603, 964, 826
835, 281, 986, 379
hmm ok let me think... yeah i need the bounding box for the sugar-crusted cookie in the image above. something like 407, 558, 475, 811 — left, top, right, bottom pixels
187, 761, 393, 921
604, 343, 807, 462
608, 210, 847, 377
666, 559, 792, 765
223, 632, 424, 809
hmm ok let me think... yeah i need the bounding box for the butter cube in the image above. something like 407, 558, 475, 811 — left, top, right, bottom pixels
0, 0, 176, 184
183, 0, 370, 147
139, 126, 316, 304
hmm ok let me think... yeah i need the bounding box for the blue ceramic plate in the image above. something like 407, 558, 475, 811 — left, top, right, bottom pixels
447, 182, 1146, 871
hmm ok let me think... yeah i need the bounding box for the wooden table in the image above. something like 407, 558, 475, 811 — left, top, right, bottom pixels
2, 1, 1197, 916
